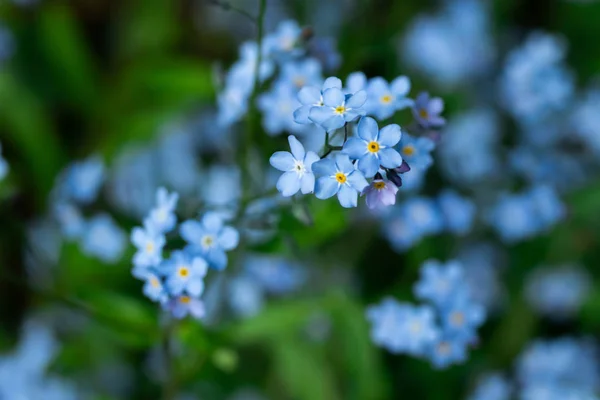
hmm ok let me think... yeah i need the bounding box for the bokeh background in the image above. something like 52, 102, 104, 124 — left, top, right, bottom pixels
1, 0, 600, 399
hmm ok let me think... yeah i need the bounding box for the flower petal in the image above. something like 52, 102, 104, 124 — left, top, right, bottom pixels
276, 171, 301, 197
270, 151, 295, 171
207, 247, 228, 270
391, 76, 410, 96
337, 184, 358, 208
357, 116, 379, 141
343, 109, 365, 122
304, 151, 321, 171
378, 148, 403, 169
300, 173, 315, 194
335, 153, 354, 174
323, 88, 344, 107
357, 154, 381, 178
288, 135, 305, 160
315, 176, 339, 199
202, 212, 224, 233
323, 76, 342, 90
378, 124, 402, 147
346, 90, 367, 108
309, 106, 334, 124
298, 86, 321, 105
293, 105, 313, 124
321, 115, 345, 132
342, 137, 367, 159
218, 226, 239, 250
312, 158, 336, 176
180, 220, 204, 244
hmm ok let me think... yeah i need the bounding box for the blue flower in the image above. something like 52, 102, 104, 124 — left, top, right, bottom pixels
309, 86, 367, 132
278, 58, 323, 91
0, 26, 14, 63
486, 193, 540, 242
437, 190, 476, 236
228, 276, 264, 318
427, 334, 469, 369
163, 251, 208, 297
403, 197, 444, 236
164, 295, 205, 319
52, 202, 85, 240
270, 135, 320, 197
342, 117, 403, 178
345, 72, 367, 94
131, 223, 165, 277
263, 20, 303, 60
412, 92, 446, 129
143, 273, 167, 304
312, 153, 369, 208
365, 76, 413, 120
0, 142, 8, 181
244, 254, 306, 295
257, 82, 306, 136
528, 185, 566, 229
366, 297, 410, 353
382, 209, 424, 252
81, 213, 126, 264
294, 77, 341, 124
414, 259, 467, 308
147, 187, 178, 234
180, 212, 239, 270
362, 178, 399, 209
440, 298, 485, 342
397, 134, 435, 170
397, 305, 440, 357
468, 374, 512, 400
61, 155, 105, 204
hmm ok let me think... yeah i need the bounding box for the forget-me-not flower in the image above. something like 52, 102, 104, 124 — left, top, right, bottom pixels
343, 117, 403, 178
164, 251, 208, 296
362, 178, 399, 209
165, 295, 205, 320
412, 92, 446, 129
81, 213, 126, 264
270, 135, 320, 197
428, 334, 469, 369
414, 259, 467, 308
62, 155, 105, 204
278, 58, 323, 90
143, 273, 167, 304
180, 212, 239, 270
147, 187, 178, 233
258, 82, 307, 136
365, 76, 413, 120
308, 84, 367, 132
131, 222, 165, 276
437, 190, 476, 235
441, 298, 486, 342
397, 133, 435, 170
294, 77, 341, 124
312, 153, 369, 208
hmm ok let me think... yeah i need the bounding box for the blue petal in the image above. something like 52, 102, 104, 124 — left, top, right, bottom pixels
346, 72, 367, 93
320, 115, 345, 132
293, 105, 312, 124
309, 106, 334, 124
347, 170, 369, 192
202, 212, 223, 233
312, 158, 336, 176
342, 138, 367, 159
379, 148, 403, 169
218, 226, 239, 250
335, 153, 354, 174
304, 151, 320, 171
180, 220, 204, 244
357, 117, 379, 141
300, 173, 315, 194
270, 151, 295, 171
391, 76, 410, 96
367, 77, 389, 95
378, 124, 402, 147
323, 88, 344, 107
288, 135, 305, 160
357, 154, 380, 178
276, 171, 301, 197
346, 90, 367, 108
337, 184, 358, 208
207, 247, 228, 270
343, 109, 365, 122
315, 176, 339, 199
298, 86, 321, 105
323, 76, 342, 90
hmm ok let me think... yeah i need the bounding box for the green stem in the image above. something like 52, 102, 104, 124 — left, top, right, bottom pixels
207, 0, 257, 24
162, 316, 178, 400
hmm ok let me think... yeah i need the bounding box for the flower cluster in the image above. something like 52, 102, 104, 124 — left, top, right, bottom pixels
366, 259, 486, 369
130, 188, 239, 319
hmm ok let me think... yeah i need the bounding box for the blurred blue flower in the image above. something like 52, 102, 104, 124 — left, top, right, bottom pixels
308, 84, 367, 132
486, 193, 540, 243
257, 82, 307, 135
414, 259, 467, 308
81, 213, 126, 264
345, 71, 367, 94
229, 275, 264, 318
202, 164, 241, 209
143, 273, 167, 304
427, 334, 468, 369
146, 187, 178, 234
525, 265, 592, 321
263, 20, 303, 60
343, 117, 403, 178
0, 142, 8, 180
500, 31, 574, 124
313, 153, 369, 208
164, 295, 205, 320
362, 178, 399, 209
437, 190, 476, 235
440, 298, 485, 342
364, 76, 413, 120
180, 212, 239, 270
397, 133, 435, 171
307, 36, 342, 72
131, 222, 165, 277
52, 202, 85, 240
528, 185, 566, 228
366, 298, 411, 353
244, 254, 306, 295
61, 155, 105, 204
403, 197, 444, 236
412, 92, 446, 129
468, 373, 512, 400
278, 58, 323, 91
572, 89, 600, 156
270, 135, 320, 197
397, 305, 439, 357
156, 127, 201, 195
164, 251, 208, 297
0, 26, 14, 64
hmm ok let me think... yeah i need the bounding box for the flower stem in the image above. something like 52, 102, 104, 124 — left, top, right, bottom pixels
162, 316, 178, 400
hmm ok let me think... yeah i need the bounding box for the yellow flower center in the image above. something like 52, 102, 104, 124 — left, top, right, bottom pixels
334, 105, 346, 115
381, 94, 393, 104
403, 145, 415, 156
335, 172, 347, 184
201, 235, 214, 248
450, 312, 464, 326
368, 141, 380, 153
178, 266, 190, 278
419, 109, 429, 119
373, 181, 386, 190
179, 296, 191, 304
145, 242, 154, 253
150, 277, 160, 288
293, 77, 305, 88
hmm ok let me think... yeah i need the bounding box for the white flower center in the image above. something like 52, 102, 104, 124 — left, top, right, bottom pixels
293, 160, 306, 177
201, 235, 215, 249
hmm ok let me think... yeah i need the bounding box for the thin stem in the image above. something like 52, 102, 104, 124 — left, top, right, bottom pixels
249, 0, 267, 106
344, 123, 348, 143
162, 316, 178, 400
207, 0, 257, 24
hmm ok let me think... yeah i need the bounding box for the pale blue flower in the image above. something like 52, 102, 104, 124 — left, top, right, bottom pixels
147, 187, 178, 234
143, 273, 167, 304
486, 193, 540, 242
414, 259, 467, 308
180, 212, 239, 270
528, 185, 566, 229
263, 20, 303, 59
278, 58, 323, 91
366, 298, 411, 353
342, 117, 403, 177
202, 164, 241, 209
364, 76, 413, 120
412, 92, 446, 129
294, 76, 342, 124
270, 135, 320, 197
382, 208, 424, 252
81, 213, 126, 264
229, 276, 264, 318
438, 190, 476, 235
427, 334, 469, 369
308, 85, 367, 132
345, 72, 367, 94
164, 295, 205, 319
164, 251, 208, 297
257, 82, 307, 136
440, 298, 486, 342
397, 305, 440, 357
363, 178, 399, 209
403, 197, 444, 236
52, 202, 85, 240
0, 142, 8, 181
244, 254, 306, 295
468, 373, 512, 400
397, 133, 435, 170
312, 153, 369, 208
131, 223, 165, 276
61, 155, 105, 204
